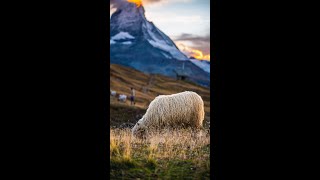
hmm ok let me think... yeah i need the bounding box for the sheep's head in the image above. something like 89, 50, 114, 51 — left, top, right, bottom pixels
132, 121, 147, 139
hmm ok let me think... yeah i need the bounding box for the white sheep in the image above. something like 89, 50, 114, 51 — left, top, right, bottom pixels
118, 94, 127, 102
110, 90, 117, 96
132, 91, 205, 139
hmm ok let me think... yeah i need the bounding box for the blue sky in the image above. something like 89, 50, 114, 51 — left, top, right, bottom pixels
143, 0, 210, 36
110, 0, 211, 60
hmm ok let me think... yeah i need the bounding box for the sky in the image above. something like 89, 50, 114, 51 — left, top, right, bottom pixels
110, 0, 211, 61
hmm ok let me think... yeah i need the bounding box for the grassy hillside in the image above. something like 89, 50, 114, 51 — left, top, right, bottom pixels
110, 64, 211, 179
110, 64, 211, 128
110, 129, 210, 180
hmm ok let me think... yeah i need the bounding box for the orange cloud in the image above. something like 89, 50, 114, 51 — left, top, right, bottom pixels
127, 0, 143, 7
176, 43, 210, 61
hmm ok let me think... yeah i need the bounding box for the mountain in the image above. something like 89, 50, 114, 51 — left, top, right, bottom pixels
110, 1, 210, 87
189, 57, 210, 73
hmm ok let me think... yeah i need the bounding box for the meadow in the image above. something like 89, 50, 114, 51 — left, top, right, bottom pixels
110, 128, 210, 179
110, 64, 211, 179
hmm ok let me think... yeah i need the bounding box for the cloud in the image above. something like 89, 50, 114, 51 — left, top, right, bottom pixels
144, 0, 192, 4
174, 33, 210, 44
145, 12, 209, 24
110, 0, 192, 8
110, 0, 196, 16
176, 42, 210, 61
144, 0, 162, 3
110, 0, 125, 8
141, 0, 193, 8
173, 33, 210, 55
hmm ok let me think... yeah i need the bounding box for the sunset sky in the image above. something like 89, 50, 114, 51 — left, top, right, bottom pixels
110, 0, 211, 61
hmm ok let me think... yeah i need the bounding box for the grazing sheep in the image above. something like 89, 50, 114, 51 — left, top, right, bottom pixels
132, 91, 205, 139
118, 94, 127, 102
110, 90, 117, 96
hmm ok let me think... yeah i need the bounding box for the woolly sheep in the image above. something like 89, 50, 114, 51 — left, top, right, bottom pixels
110, 90, 117, 96
118, 94, 127, 102
132, 91, 205, 139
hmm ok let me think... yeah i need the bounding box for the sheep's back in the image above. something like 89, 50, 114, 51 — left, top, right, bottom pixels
142, 91, 204, 129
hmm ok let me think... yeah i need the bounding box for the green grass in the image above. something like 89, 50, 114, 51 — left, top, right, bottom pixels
110, 129, 210, 180
109, 102, 146, 128
110, 64, 211, 179
110, 158, 210, 180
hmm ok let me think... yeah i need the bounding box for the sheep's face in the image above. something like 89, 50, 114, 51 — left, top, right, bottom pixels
132, 121, 147, 139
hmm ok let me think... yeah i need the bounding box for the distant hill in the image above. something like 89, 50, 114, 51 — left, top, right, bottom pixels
110, 64, 210, 128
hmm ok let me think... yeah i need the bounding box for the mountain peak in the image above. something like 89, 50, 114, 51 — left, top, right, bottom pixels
110, 1, 188, 61
112, 0, 145, 14
110, 0, 146, 36
110, 0, 210, 86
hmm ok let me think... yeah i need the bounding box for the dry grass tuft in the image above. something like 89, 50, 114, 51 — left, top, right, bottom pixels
110, 128, 210, 179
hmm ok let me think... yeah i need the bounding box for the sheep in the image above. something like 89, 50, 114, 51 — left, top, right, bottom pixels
118, 94, 127, 102
110, 90, 117, 96
132, 91, 205, 139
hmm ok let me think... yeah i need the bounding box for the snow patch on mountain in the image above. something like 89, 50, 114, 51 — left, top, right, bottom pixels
143, 22, 188, 60
162, 52, 172, 59
110, 39, 116, 44
111, 32, 135, 41
122, 41, 132, 45
148, 40, 172, 54
190, 59, 210, 73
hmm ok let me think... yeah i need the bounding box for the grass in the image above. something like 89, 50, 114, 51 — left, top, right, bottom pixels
110, 64, 210, 114
109, 102, 146, 128
110, 64, 211, 179
110, 64, 211, 129
110, 128, 210, 180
